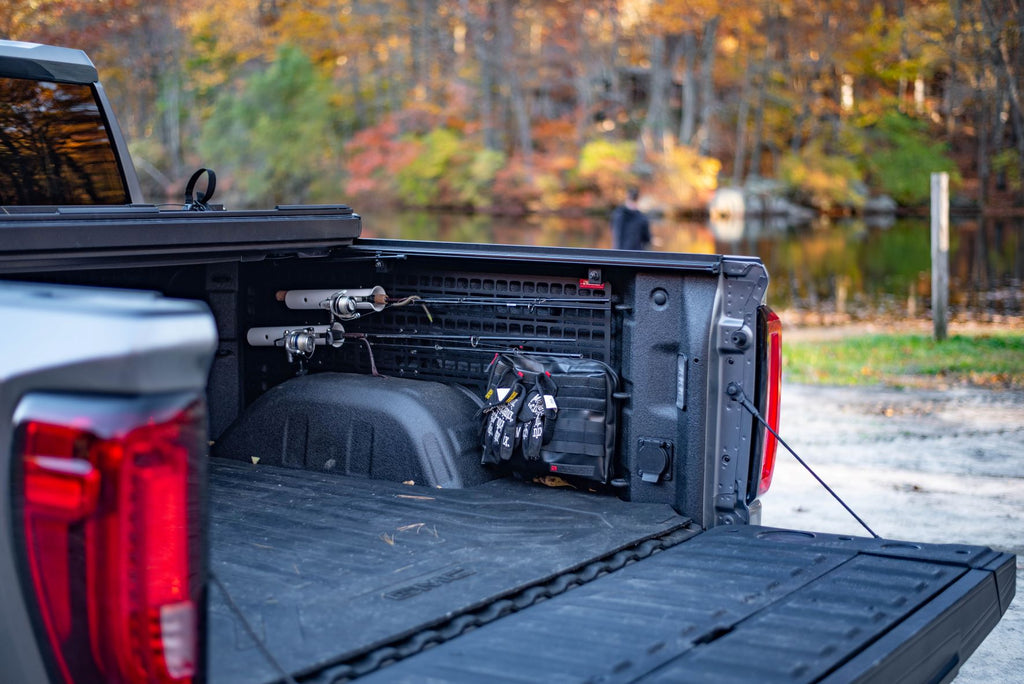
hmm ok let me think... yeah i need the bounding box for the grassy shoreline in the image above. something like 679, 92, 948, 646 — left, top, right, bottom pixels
782, 328, 1024, 390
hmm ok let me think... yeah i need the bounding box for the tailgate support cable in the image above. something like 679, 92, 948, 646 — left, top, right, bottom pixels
727, 382, 880, 539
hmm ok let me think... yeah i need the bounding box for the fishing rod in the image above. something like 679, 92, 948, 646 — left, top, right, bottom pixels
366, 341, 586, 358
275, 287, 611, 322
251, 284, 602, 367
248, 325, 580, 349
246, 323, 583, 363
347, 332, 580, 345
389, 295, 610, 310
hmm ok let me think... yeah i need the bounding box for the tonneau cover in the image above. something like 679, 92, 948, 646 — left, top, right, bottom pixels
0, 205, 360, 273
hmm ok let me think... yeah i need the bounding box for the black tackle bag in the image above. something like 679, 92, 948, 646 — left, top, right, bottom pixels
480, 354, 618, 483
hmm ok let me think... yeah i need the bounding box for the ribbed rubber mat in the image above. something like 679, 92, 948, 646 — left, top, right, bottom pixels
355, 526, 1001, 684
206, 460, 688, 683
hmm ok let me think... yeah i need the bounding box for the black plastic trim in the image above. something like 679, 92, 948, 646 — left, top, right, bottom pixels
92, 81, 143, 204
0, 208, 361, 273
822, 554, 1015, 683
347, 238, 730, 272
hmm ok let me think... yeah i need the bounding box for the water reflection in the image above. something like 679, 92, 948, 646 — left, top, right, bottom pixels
362, 210, 1022, 319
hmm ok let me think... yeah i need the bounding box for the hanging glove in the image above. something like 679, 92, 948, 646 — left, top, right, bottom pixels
537, 369, 558, 445
481, 356, 515, 464
517, 367, 559, 461
519, 389, 546, 461
487, 381, 524, 461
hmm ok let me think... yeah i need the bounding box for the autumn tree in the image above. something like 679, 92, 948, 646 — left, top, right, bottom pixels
10, 0, 1019, 211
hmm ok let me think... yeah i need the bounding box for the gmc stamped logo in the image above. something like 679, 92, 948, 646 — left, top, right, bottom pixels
383, 566, 476, 601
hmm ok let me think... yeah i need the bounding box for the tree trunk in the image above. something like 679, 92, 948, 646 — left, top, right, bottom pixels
696, 17, 720, 156
461, 0, 499, 150
329, 0, 366, 128
572, 5, 594, 143
897, 0, 907, 112
642, 34, 669, 154
420, 0, 442, 103
946, 0, 962, 138
407, 0, 424, 98
679, 33, 697, 145
163, 73, 182, 180
749, 43, 768, 180
575, 68, 593, 143
607, 0, 622, 115
495, 0, 532, 168
431, 0, 453, 105
977, 93, 990, 211
749, 4, 776, 181
387, 28, 402, 115
732, 54, 752, 186
984, 0, 1024, 204
348, 51, 367, 127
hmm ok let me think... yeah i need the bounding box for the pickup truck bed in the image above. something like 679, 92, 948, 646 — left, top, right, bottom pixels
4, 242, 1015, 684
207, 460, 1015, 684
207, 459, 693, 683
1, 40, 1015, 684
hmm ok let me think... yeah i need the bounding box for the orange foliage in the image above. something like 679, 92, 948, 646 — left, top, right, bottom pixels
533, 119, 578, 155
343, 117, 418, 203
491, 156, 541, 215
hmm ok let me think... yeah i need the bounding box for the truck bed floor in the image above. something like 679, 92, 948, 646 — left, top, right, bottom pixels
206, 460, 690, 683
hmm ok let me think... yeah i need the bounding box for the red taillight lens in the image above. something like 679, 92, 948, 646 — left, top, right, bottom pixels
14, 394, 203, 684
758, 309, 782, 495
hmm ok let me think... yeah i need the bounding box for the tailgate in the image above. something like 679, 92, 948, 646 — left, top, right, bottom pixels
350, 525, 1015, 684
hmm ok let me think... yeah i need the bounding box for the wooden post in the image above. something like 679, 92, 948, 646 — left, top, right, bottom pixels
931, 173, 949, 341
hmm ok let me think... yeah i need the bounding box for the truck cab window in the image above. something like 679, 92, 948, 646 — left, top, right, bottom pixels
0, 77, 129, 205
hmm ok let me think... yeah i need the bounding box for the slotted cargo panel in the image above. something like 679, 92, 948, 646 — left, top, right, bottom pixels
332, 268, 614, 389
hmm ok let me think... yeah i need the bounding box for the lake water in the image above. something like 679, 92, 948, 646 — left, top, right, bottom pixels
362, 211, 1023, 321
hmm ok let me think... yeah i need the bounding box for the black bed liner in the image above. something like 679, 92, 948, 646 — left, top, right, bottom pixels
206, 460, 691, 683
207, 456, 1015, 679
355, 526, 1015, 684
207, 458, 1014, 684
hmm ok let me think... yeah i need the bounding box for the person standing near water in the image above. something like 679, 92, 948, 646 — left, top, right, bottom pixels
610, 187, 651, 250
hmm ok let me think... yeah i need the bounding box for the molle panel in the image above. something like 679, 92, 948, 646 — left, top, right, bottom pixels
241, 263, 614, 397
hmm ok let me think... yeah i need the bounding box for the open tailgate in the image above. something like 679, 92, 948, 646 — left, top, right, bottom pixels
351, 525, 1014, 683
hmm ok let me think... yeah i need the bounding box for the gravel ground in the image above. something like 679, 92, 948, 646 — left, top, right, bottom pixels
760, 383, 1024, 683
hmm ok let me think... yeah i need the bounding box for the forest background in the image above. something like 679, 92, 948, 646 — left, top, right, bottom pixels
4, 0, 1022, 217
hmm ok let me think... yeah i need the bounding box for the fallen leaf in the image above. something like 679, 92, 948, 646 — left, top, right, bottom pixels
533, 475, 576, 488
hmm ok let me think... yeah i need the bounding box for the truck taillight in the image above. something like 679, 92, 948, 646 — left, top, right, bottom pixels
13, 393, 204, 684
758, 309, 782, 495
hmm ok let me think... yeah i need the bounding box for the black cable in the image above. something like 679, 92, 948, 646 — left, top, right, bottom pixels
726, 382, 881, 539
209, 571, 299, 684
